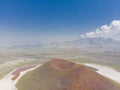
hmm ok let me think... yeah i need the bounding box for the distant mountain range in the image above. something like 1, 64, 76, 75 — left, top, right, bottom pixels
1, 37, 120, 51
49, 37, 120, 52
0, 42, 45, 49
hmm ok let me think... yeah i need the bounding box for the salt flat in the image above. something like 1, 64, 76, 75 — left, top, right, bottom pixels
0, 65, 40, 90
84, 63, 120, 84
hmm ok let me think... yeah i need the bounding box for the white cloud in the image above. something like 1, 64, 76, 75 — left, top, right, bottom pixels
81, 20, 120, 41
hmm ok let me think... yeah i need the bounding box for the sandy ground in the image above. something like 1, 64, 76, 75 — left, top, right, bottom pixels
0, 63, 120, 90
0, 65, 40, 90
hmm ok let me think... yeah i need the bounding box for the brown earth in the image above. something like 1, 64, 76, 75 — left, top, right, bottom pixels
17, 59, 120, 90
12, 65, 36, 80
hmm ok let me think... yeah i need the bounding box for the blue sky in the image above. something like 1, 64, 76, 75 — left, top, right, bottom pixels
0, 0, 120, 43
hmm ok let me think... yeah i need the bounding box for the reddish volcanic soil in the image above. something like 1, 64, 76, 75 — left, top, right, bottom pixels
12, 65, 36, 80
44, 59, 120, 90
46, 58, 75, 69
17, 59, 120, 90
